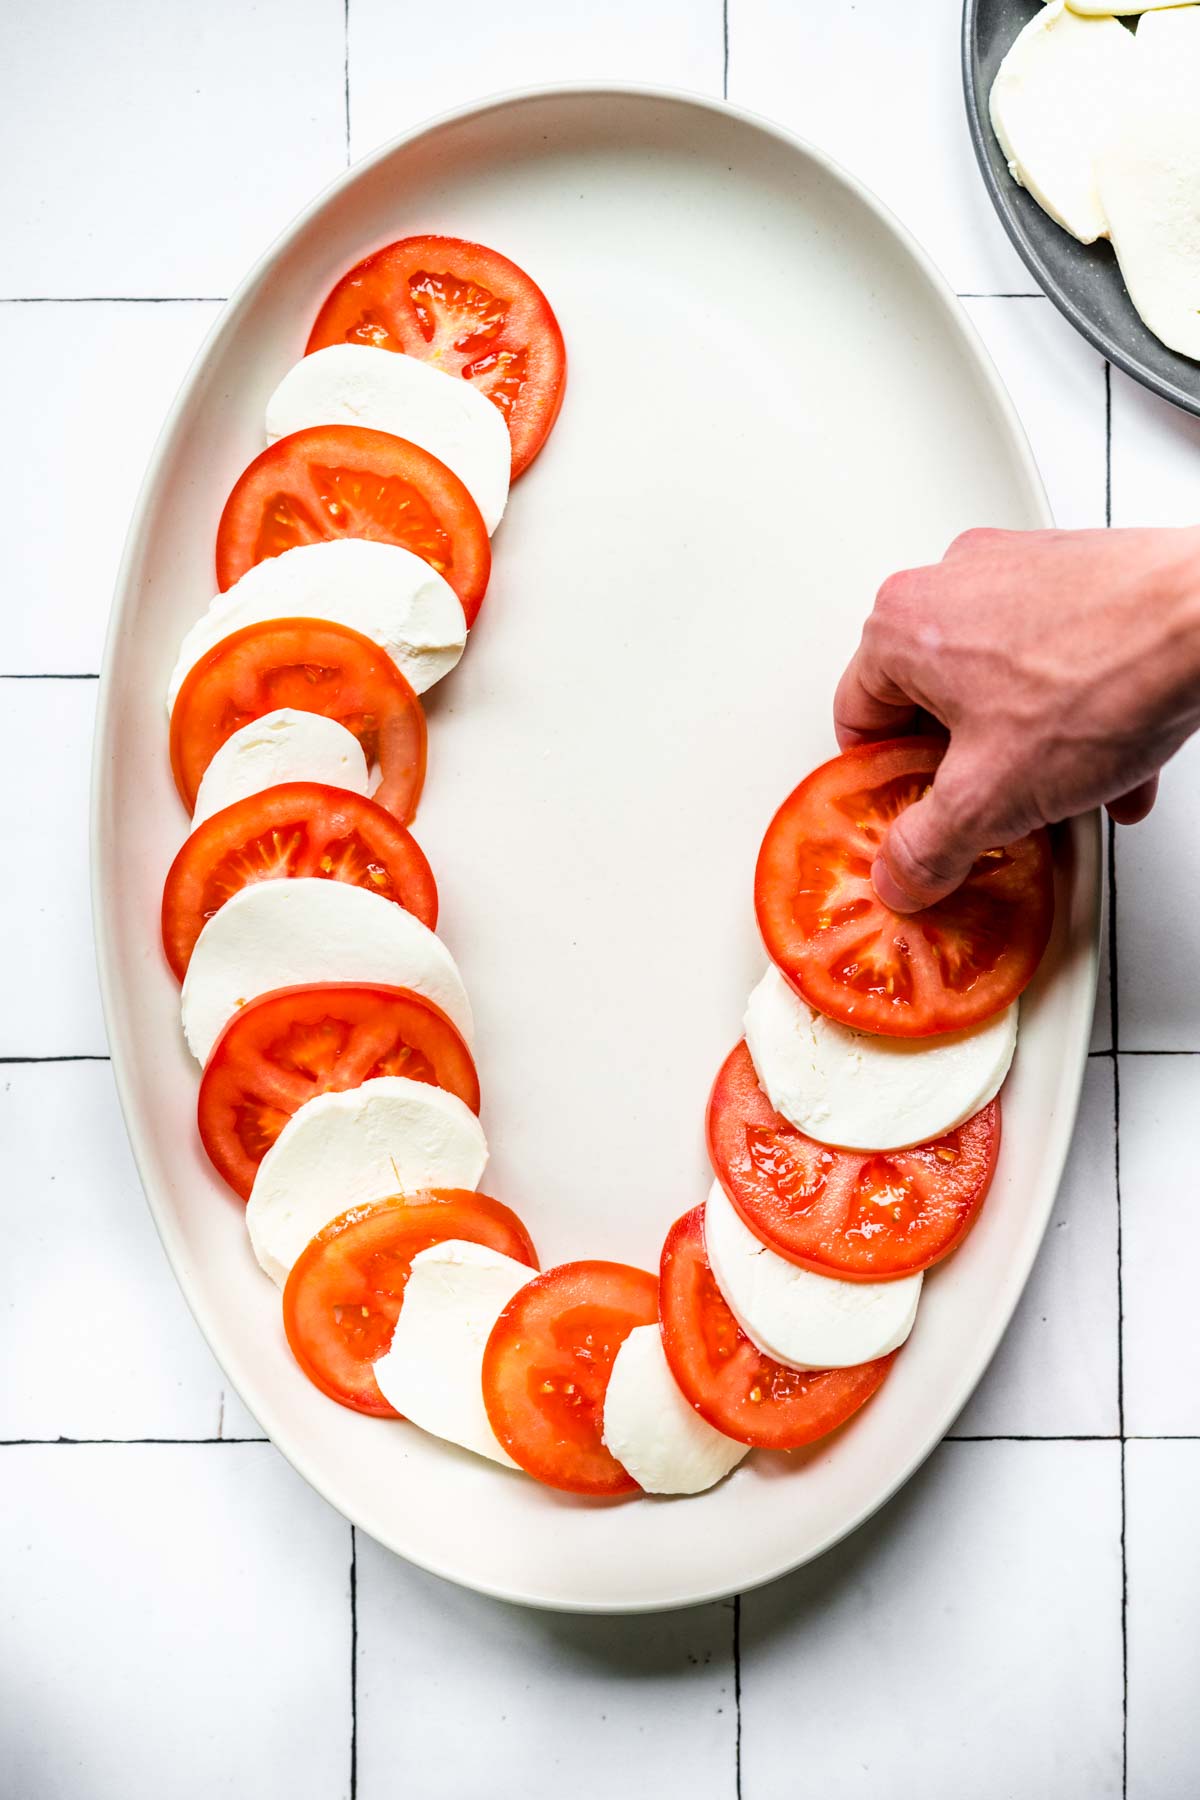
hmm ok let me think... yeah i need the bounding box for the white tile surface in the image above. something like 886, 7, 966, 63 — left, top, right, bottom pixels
1093, 858, 1113, 1054
0, 1063, 223, 1441
728, 0, 1028, 296
0, 0, 1163, 1783
952, 1058, 1118, 1438
740, 1441, 1124, 1800
961, 296, 1107, 531
0, 678, 106, 1056
1109, 364, 1200, 529
0, 301, 221, 673
0, 1444, 351, 1800
1126, 1441, 1200, 1800
1120, 1054, 1200, 1434
1115, 733, 1200, 1050
349, 0, 725, 160
0, 1, 345, 298
355, 1537, 735, 1799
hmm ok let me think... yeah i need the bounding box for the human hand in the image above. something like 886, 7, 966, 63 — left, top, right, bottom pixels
834, 525, 1200, 912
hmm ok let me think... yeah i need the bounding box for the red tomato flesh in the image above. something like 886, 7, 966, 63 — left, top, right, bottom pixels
215, 423, 490, 622
168, 618, 427, 822
755, 738, 1054, 1037
197, 983, 479, 1199
306, 236, 567, 477
660, 1206, 895, 1450
707, 1041, 999, 1280
481, 1260, 658, 1495
283, 1191, 538, 1417
161, 783, 437, 980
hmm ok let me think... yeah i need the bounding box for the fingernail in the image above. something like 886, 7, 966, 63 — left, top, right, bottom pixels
871, 855, 922, 915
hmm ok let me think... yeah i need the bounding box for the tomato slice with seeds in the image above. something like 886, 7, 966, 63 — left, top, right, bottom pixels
755, 738, 1054, 1038
707, 1041, 1000, 1280
660, 1206, 895, 1450
481, 1260, 658, 1495
161, 784, 437, 980
283, 1192, 538, 1417
169, 618, 427, 822
215, 424, 490, 621
306, 237, 567, 478
197, 983, 479, 1199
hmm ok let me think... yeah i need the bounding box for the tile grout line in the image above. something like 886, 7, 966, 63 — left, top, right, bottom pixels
350, 1525, 359, 1800
724, 21, 738, 1800
343, 0, 351, 168
733, 1592, 742, 1800
1105, 354, 1129, 1800
4, 1434, 1197, 1448
0, 1437, 269, 1446
0, 296, 227, 304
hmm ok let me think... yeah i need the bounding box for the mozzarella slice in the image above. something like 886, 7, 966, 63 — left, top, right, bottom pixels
704, 1181, 921, 1371
1096, 7, 1200, 360
190, 710, 369, 825
601, 1323, 748, 1495
1066, 2, 1177, 13
166, 538, 466, 713
990, 1, 1133, 244
181, 878, 473, 1066
745, 965, 1016, 1152
265, 345, 511, 534
246, 1083, 488, 1287
373, 1239, 531, 1466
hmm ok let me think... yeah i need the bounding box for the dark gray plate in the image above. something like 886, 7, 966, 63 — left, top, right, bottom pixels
963, 0, 1200, 417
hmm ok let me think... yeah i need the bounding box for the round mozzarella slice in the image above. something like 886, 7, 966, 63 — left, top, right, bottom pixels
166, 538, 466, 713
247, 1083, 488, 1287
1096, 6, 1200, 362
988, 2, 1133, 246
704, 1181, 921, 1372
191, 709, 369, 825
181, 878, 473, 1066
601, 1323, 748, 1495
265, 344, 511, 534
373, 1239, 532, 1466
745, 964, 1016, 1152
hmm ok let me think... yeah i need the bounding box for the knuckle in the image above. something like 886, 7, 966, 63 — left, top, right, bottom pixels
947, 526, 1000, 557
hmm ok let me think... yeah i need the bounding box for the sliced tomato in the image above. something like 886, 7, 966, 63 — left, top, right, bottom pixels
197, 983, 479, 1199
215, 424, 490, 622
169, 619, 427, 822
755, 738, 1054, 1037
707, 1042, 999, 1281
481, 1260, 658, 1495
660, 1206, 894, 1450
306, 236, 567, 478
161, 784, 436, 980
283, 1192, 538, 1417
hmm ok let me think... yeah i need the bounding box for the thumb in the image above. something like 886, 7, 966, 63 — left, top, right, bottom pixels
873, 758, 986, 913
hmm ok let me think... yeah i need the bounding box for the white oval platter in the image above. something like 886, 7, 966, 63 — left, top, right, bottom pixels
92, 85, 1100, 1613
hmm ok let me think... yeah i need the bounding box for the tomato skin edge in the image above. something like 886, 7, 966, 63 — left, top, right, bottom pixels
704, 1046, 1002, 1282
282, 1192, 539, 1419
481, 1260, 657, 1496
658, 1207, 895, 1451
753, 736, 1055, 1039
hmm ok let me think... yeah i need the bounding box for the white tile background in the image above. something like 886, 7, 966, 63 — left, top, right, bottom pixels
2, 2, 1197, 1795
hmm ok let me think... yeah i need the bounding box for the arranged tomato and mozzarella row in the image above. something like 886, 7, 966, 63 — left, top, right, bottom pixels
247, 1076, 488, 1286
169, 539, 467, 713
180, 878, 473, 1064
155, 235, 1059, 1505
191, 711, 371, 825
266, 345, 512, 534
